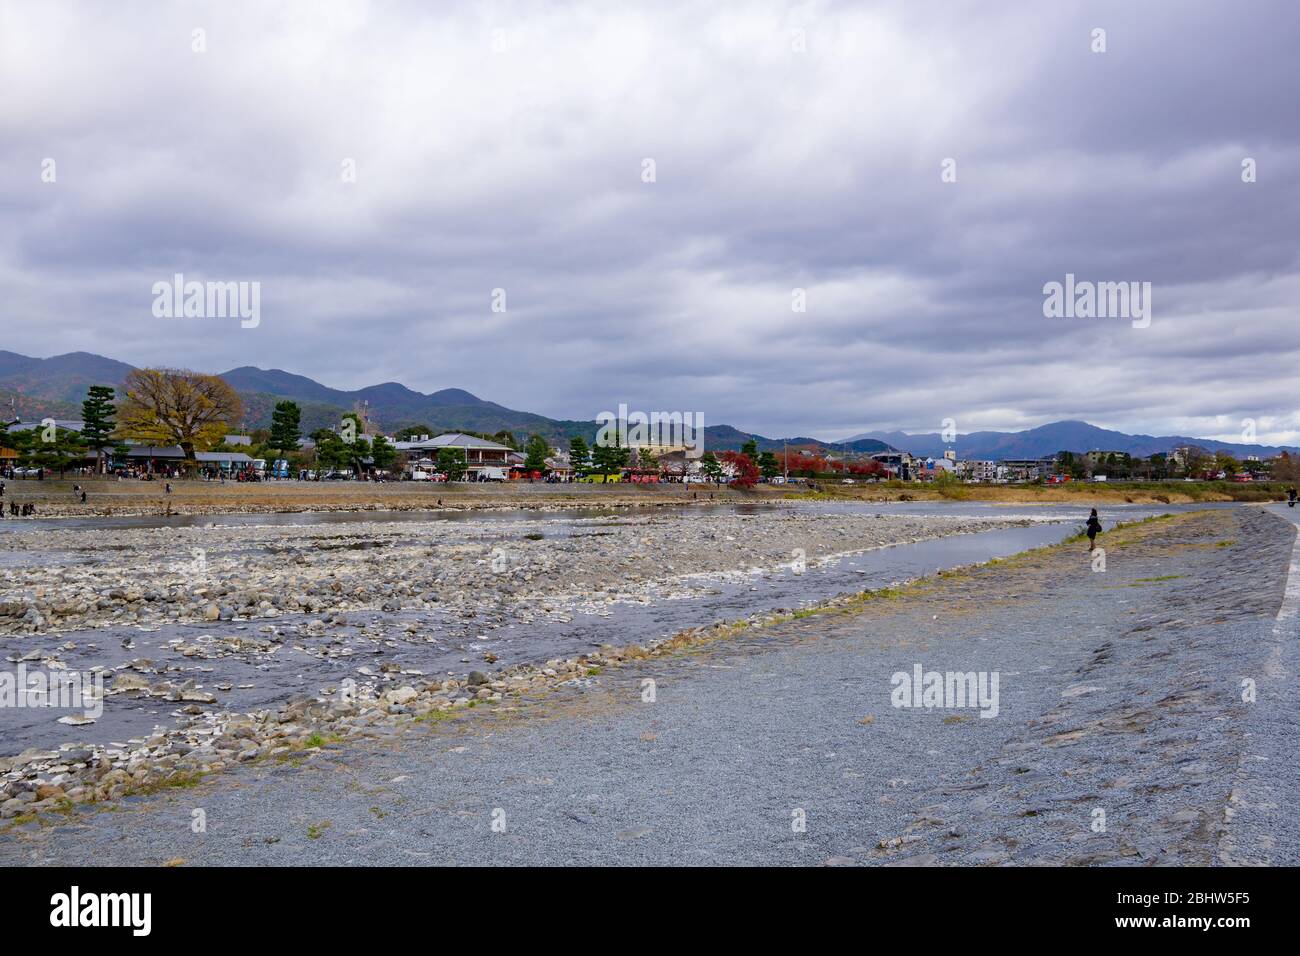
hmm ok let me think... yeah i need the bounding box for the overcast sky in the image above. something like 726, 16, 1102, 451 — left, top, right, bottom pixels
2, 1, 1297, 442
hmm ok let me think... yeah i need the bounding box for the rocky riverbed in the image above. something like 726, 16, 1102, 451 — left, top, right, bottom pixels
4, 506, 1294, 866
0, 507, 1037, 816
0, 510, 1029, 635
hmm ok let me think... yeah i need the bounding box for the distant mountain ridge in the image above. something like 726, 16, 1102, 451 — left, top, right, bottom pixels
0, 350, 864, 451
843, 420, 1300, 459
4, 351, 1291, 458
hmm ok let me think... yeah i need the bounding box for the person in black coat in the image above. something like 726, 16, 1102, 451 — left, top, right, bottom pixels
1085, 508, 1102, 551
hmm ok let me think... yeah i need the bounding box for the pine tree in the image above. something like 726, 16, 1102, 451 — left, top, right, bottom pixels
371, 435, 397, 472
524, 434, 549, 472
591, 438, 629, 478
81, 385, 118, 473
269, 401, 302, 461
569, 436, 590, 473
700, 451, 723, 483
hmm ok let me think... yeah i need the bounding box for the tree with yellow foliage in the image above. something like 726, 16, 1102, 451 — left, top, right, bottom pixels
117, 368, 243, 467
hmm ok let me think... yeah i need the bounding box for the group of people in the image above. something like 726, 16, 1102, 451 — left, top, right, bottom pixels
2, 478, 34, 515
0, 477, 85, 516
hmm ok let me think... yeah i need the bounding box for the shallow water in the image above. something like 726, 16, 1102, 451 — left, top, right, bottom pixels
0, 517, 1094, 755
1, 500, 1199, 754
0, 496, 1194, 536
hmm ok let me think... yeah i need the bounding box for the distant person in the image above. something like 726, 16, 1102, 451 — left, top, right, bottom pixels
165, 482, 173, 494
1289, 488, 1297, 508
1085, 508, 1102, 551
80, 490, 87, 504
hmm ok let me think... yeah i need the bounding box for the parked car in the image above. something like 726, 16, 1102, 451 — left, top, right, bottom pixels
841, 478, 855, 484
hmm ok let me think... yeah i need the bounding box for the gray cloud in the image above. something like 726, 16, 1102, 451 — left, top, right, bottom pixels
1, 0, 1297, 443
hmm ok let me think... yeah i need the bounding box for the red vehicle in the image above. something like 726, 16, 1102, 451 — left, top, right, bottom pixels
1046, 474, 1071, 484
622, 470, 660, 484
1231, 472, 1254, 482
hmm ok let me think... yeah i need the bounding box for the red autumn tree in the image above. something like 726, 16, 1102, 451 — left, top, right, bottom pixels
721, 451, 760, 488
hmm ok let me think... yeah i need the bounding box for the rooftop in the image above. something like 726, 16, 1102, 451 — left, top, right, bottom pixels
394, 433, 514, 451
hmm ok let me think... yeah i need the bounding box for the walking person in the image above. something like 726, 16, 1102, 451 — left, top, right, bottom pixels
1085, 508, 1103, 552
1288, 487, 1296, 508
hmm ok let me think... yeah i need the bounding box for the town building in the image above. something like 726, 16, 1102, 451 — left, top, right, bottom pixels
869, 451, 916, 479
999, 457, 1057, 481
392, 433, 513, 478
123, 446, 255, 473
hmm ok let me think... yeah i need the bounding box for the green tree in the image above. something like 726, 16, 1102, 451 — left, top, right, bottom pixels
700, 451, 723, 483
311, 429, 348, 472
741, 439, 759, 461
1215, 451, 1240, 476
395, 424, 436, 441
436, 446, 467, 481
370, 434, 397, 472
524, 434, 549, 472
15, 426, 88, 478
492, 430, 519, 451
81, 385, 118, 473
347, 436, 373, 475
591, 438, 629, 477
758, 450, 780, 479
269, 401, 302, 462
569, 436, 590, 474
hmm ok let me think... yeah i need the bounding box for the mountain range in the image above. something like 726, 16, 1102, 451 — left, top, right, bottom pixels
843, 420, 1300, 459
0, 351, 877, 452
2, 350, 1294, 459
